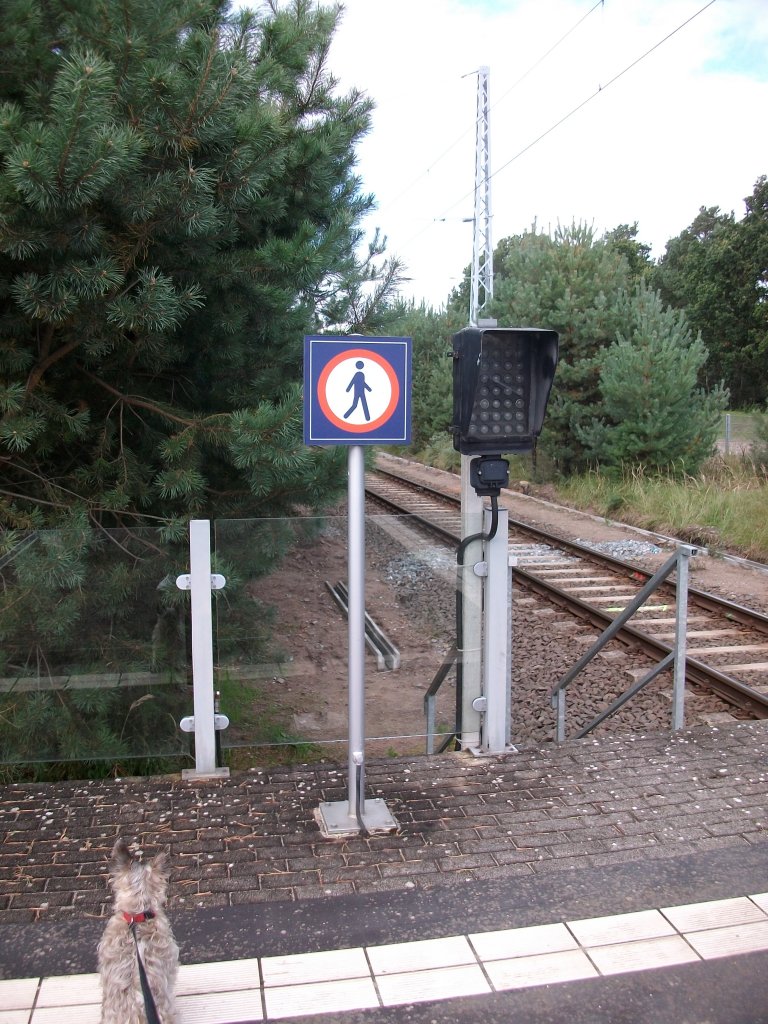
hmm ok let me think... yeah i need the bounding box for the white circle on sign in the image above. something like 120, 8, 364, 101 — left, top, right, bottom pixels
323, 355, 394, 427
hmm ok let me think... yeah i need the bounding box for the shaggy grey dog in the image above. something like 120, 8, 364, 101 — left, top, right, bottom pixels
98, 838, 179, 1024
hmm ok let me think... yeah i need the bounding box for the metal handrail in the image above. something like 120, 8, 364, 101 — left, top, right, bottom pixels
424, 645, 458, 754
550, 545, 696, 742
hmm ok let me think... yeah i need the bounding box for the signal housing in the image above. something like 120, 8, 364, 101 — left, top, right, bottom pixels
451, 326, 559, 455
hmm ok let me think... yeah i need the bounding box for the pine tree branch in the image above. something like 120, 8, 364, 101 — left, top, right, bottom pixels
182, 32, 238, 141
186, 37, 216, 127
0, 488, 63, 509
26, 335, 81, 392
2, 459, 92, 507
298, 42, 327, 116
80, 370, 198, 428
57, 67, 89, 187
36, 322, 56, 363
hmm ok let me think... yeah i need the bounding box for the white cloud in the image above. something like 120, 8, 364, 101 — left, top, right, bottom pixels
328, 0, 768, 308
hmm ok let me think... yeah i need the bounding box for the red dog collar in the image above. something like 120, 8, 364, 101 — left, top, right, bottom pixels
123, 911, 156, 924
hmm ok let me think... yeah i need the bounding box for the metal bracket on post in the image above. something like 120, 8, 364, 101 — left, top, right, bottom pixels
180, 714, 230, 733
178, 519, 230, 780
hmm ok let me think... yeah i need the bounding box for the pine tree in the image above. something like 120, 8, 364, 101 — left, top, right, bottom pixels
577, 284, 728, 474
0, 1, 405, 771
392, 302, 464, 451
0, 0, 401, 531
476, 223, 634, 473
444, 222, 726, 475
652, 178, 768, 409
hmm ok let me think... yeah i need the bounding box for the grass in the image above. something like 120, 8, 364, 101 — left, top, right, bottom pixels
405, 422, 768, 561
555, 453, 768, 562
214, 669, 323, 768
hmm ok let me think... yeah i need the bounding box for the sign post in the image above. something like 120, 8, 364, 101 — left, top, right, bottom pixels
305, 335, 410, 835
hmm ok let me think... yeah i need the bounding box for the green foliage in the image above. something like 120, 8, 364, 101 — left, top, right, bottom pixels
0, 683, 189, 770
652, 177, 768, 409
577, 284, 728, 475
0, 0, 403, 531
389, 303, 464, 450
407, 220, 729, 478
601, 223, 653, 283
419, 432, 461, 472
0, 518, 191, 770
557, 459, 768, 562
753, 404, 768, 469
0, 1, 409, 777
470, 222, 636, 473
0, 521, 182, 674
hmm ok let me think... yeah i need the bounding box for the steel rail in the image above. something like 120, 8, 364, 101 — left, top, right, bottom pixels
370, 467, 768, 637
365, 474, 768, 720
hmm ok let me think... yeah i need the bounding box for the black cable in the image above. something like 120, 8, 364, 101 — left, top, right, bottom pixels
434, 0, 719, 226
380, 1, 606, 229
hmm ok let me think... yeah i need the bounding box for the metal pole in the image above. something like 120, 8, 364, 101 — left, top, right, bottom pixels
506, 556, 515, 748
471, 66, 493, 322
672, 545, 692, 731
460, 65, 493, 748
347, 445, 366, 817
315, 448, 397, 835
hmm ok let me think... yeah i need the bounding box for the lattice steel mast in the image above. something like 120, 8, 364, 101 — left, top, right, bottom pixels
470, 66, 493, 325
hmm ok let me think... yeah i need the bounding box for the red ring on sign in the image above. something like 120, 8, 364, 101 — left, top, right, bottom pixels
317, 348, 400, 432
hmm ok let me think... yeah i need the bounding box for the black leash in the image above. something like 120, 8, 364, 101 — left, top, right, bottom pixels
127, 913, 161, 1024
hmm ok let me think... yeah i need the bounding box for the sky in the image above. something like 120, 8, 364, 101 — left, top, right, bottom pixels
326, 0, 768, 309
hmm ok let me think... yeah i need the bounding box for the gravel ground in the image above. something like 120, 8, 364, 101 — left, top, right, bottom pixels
368, 455, 767, 747
244, 499, 745, 757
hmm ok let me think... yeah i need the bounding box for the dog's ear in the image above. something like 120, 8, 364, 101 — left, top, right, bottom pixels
110, 837, 133, 871
151, 849, 170, 881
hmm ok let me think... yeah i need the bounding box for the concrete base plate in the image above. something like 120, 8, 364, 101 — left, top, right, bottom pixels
467, 743, 518, 758
316, 799, 398, 837
182, 767, 231, 781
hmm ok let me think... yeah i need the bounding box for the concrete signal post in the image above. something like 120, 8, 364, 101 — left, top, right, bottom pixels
451, 326, 559, 753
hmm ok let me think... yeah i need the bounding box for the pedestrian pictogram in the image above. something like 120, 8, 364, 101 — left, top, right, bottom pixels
304, 336, 411, 446
344, 361, 372, 421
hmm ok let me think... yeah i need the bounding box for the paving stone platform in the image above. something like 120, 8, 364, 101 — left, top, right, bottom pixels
2, 720, 767, 927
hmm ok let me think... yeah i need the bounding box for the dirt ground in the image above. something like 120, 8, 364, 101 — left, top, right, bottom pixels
222, 454, 768, 761
226, 512, 457, 758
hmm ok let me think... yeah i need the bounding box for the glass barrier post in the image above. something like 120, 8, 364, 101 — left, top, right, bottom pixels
179, 519, 229, 779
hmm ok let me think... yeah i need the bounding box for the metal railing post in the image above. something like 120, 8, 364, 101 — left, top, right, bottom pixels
423, 645, 458, 754
672, 545, 694, 731
550, 546, 696, 743
556, 689, 567, 744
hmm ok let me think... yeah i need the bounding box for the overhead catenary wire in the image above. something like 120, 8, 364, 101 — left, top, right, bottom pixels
400, 0, 719, 253
375, 0, 606, 219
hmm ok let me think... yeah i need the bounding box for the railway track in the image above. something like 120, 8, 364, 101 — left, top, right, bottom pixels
366, 461, 768, 727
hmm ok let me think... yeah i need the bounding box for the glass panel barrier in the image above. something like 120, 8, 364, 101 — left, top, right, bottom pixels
0, 525, 192, 772
213, 514, 457, 765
